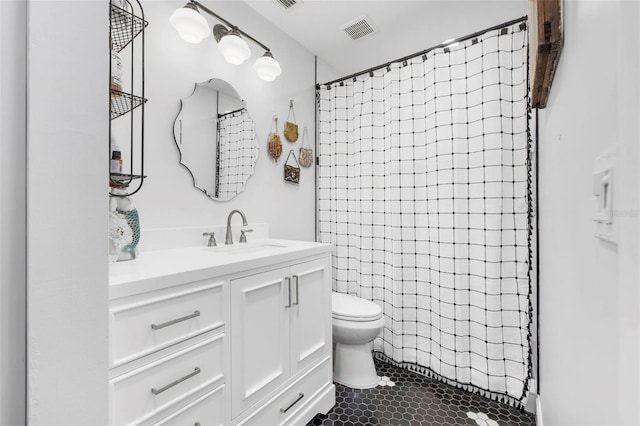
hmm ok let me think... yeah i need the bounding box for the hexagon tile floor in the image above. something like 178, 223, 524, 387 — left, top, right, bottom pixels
307, 359, 536, 426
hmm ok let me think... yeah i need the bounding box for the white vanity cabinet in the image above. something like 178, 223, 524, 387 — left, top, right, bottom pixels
108, 277, 228, 426
230, 257, 333, 424
109, 241, 334, 426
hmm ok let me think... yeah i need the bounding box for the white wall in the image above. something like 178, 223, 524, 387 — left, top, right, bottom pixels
134, 1, 317, 242
315, 57, 341, 88
22, 0, 318, 422
0, 1, 26, 424
27, 1, 109, 423
537, 1, 640, 425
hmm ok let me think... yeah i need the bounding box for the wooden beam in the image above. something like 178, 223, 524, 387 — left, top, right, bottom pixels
529, 0, 563, 108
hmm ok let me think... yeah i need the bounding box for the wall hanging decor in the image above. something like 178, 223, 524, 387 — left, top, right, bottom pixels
284, 149, 300, 184
268, 115, 283, 163
284, 99, 299, 142
298, 126, 313, 168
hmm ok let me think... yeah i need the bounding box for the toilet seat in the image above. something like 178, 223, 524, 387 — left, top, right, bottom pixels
332, 292, 383, 322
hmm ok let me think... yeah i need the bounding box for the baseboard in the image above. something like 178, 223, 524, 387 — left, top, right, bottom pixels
536, 395, 544, 426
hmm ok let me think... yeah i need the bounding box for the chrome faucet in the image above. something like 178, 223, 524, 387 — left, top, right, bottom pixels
202, 232, 217, 247
239, 229, 253, 243
225, 209, 248, 245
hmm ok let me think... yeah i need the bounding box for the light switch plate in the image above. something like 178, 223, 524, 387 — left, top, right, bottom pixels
593, 149, 616, 242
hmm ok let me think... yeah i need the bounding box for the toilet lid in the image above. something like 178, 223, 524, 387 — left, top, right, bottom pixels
332, 292, 383, 321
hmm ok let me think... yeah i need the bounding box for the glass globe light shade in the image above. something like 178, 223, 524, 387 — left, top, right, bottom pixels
217, 31, 251, 65
253, 52, 282, 82
169, 5, 210, 44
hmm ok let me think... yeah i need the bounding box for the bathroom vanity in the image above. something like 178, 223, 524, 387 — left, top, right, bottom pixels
108, 239, 334, 425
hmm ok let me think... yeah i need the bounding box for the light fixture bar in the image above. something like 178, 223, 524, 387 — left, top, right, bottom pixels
190, 1, 271, 52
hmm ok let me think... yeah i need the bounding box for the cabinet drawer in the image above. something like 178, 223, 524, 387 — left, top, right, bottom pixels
238, 356, 332, 426
110, 281, 224, 368
110, 335, 224, 426
153, 384, 225, 426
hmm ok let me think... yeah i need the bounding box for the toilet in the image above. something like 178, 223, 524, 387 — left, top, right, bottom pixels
331, 292, 384, 389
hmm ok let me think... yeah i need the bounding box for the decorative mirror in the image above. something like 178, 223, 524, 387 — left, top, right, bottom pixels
173, 79, 258, 201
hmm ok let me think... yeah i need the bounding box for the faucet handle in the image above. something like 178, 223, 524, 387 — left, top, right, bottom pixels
239, 229, 253, 243
202, 232, 217, 247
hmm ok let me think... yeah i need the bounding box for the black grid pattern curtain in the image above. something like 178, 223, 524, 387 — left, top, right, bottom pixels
317, 21, 532, 405
217, 109, 257, 199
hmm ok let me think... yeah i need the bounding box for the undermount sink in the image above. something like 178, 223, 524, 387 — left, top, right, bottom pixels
206, 240, 292, 255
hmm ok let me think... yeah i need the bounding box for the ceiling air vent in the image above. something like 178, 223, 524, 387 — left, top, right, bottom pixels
275, 0, 301, 11
341, 16, 375, 41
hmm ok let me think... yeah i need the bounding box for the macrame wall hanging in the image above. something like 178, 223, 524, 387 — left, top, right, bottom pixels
268, 115, 282, 163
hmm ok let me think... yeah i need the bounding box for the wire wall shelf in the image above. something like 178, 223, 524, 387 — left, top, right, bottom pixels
110, 90, 147, 120
109, 172, 146, 186
109, 0, 147, 196
110, 4, 148, 53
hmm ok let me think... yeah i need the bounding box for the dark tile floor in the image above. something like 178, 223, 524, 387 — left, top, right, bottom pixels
307, 359, 536, 426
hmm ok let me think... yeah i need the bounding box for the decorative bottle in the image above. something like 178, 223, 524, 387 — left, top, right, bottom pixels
110, 140, 123, 174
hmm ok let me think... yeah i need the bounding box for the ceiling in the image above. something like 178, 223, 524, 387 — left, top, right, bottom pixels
243, 0, 528, 83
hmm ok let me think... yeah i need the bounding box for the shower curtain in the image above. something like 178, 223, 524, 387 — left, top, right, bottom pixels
317, 20, 532, 405
216, 109, 256, 199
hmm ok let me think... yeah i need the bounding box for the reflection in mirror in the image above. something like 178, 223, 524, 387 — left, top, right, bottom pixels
173, 79, 258, 201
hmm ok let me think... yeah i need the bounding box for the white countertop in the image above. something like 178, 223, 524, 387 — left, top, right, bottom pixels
109, 239, 333, 299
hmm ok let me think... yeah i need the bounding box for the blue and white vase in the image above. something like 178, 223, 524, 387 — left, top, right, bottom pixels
109, 190, 140, 262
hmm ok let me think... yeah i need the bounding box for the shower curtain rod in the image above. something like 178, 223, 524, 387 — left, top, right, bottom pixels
318, 15, 527, 88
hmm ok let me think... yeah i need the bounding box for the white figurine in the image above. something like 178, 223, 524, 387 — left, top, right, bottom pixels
108, 197, 133, 262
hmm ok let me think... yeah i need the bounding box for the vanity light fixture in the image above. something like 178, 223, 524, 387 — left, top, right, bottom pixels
169, 2, 210, 44
214, 25, 251, 65
253, 51, 282, 82
170, 1, 282, 81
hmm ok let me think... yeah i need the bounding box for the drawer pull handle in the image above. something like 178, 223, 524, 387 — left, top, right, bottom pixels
151, 310, 200, 330
280, 392, 304, 413
151, 367, 201, 395
292, 275, 300, 306
194, 423, 201, 426
284, 277, 292, 308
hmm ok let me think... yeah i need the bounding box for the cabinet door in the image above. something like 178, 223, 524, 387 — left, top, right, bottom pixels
230, 267, 290, 418
289, 257, 332, 376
